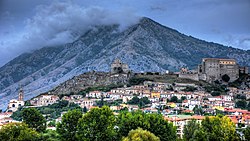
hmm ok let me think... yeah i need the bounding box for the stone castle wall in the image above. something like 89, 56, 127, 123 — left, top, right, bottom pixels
179, 73, 199, 81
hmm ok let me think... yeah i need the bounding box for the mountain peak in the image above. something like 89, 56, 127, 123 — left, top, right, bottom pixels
0, 18, 249, 110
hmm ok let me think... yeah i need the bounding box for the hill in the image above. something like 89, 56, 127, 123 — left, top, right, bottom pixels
0, 17, 249, 110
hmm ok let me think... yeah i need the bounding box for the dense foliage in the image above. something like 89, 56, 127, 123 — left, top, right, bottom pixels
22, 108, 47, 132
0, 123, 40, 141
183, 86, 197, 92
184, 116, 240, 141
117, 110, 177, 141
4, 107, 250, 141
243, 126, 250, 141
11, 100, 82, 121
77, 106, 117, 141
57, 109, 83, 141
222, 74, 230, 82
205, 84, 227, 96
127, 96, 151, 108
183, 119, 201, 141
122, 128, 160, 141
96, 99, 123, 107
128, 77, 153, 86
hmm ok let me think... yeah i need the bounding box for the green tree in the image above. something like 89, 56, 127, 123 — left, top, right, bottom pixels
193, 116, 240, 141
122, 128, 160, 141
193, 105, 203, 115
11, 108, 23, 121
39, 130, 60, 141
181, 96, 187, 101
183, 86, 197, 92
128, 97, 151, 108
0, 123, 40, 141
170, 96, 178, 103
117, 110, 176, 141
57, 109, 82, 141
77, 106, 117, 141
236, 100, 247, 109
48, 120, 56, 127
183, 119, 200, 141
83, 106, 88, 113
211, 91, 221, 96
22, 108, 46, 132
128, 96, 140, 104
222, 74, 230, 82
140, 97, 151, 105
244, 126, 250, 140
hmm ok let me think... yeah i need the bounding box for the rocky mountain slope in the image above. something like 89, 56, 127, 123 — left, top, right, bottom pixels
0, 17, 249, 110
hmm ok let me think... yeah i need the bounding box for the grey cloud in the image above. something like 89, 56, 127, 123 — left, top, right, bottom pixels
0, 1, 140, 66
0, 0, 249, 66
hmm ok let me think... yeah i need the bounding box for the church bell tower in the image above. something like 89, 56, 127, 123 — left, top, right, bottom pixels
18, 86, 24, 101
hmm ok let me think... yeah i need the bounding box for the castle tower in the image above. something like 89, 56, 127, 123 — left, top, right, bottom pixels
18, 87, 24, 101
111, 58, 129, 74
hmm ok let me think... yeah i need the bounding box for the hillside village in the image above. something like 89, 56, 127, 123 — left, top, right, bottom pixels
1, 58, 250, 139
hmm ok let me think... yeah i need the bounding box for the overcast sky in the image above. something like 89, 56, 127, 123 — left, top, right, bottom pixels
0, 0, 249, 67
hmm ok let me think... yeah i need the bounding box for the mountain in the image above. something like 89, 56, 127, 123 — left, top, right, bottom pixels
0, 17, 249, 110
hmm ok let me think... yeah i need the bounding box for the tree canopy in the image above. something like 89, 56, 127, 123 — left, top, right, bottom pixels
127, 96, 151, 108
57, 109, 83, 141
117, 110, 176, 141
192, 116, 240, 141
0, 123, 40, 141
122, 128, 160, 141
222, 74, 230, 82
76, 106, 117, 141
21, 108, 46, 132
183, 119, 201, 140
244, 126, 250, 141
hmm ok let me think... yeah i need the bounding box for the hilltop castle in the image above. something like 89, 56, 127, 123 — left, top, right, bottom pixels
111, 59, 129, 74
198, 58, 240, 83
179, 58, 248, 83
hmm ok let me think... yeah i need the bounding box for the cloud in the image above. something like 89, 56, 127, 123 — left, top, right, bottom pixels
0, 0, 249, 67
0, 1, 140, 66
222, 34, 250, 50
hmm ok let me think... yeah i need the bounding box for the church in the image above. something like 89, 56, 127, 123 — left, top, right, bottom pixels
7, 87, 25, 112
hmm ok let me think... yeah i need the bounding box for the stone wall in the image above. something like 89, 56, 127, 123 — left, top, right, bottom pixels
49, 71, 131, 95
179, 73, 199, 81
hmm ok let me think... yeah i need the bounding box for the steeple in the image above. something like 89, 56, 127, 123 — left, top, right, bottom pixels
18, 85, 24, 101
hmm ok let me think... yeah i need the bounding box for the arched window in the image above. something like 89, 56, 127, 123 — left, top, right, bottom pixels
12, 104, 15, 107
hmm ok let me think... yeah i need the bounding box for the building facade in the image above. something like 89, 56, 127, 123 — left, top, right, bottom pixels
7, 88, 25, 112
198, 58, 239, 83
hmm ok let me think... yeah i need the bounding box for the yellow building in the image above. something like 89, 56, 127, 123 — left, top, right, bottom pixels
151, 92, 161, 98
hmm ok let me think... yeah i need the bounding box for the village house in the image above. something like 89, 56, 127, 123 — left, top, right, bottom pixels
31, 94, 59, 106
110, 105, 123, 111
109, 93, 123, 100
150, 91, 161, 98
122, 94, 134, 103
87, 91, 103, 98
0, 112, 12, 120
77, 98, 96, 109
187, 99, 201, 110
70, 95, 83, 100
165, 115, 205, 138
